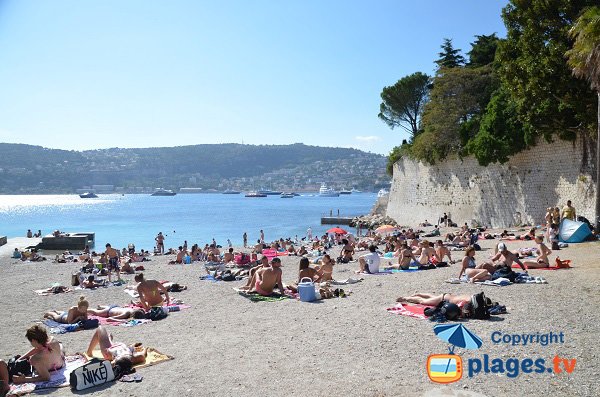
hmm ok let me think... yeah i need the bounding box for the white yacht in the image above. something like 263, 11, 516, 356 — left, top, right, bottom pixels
319, 183, 339, 197
350, 188, 362, 193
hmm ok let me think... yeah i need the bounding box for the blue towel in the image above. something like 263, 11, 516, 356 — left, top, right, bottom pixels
43, 319, 80, 334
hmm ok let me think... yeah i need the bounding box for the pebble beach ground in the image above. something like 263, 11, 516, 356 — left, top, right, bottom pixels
0, 227, 598, 397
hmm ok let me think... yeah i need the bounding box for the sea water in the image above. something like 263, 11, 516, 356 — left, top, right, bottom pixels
0, 193, 376, 250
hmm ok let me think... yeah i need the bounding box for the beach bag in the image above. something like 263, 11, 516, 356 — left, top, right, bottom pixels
71, 273, 80, 286
146, 306, 168, 321
234, 254, 250, 265
469, 292, 490, 320
69, 358, 115, 391
298, 277, 317, 302
7, 356, 33, 381
555, 258, 572, 268
79, 319, 99, 330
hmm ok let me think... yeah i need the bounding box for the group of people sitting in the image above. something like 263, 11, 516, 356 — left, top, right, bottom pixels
0, 324, 147, 395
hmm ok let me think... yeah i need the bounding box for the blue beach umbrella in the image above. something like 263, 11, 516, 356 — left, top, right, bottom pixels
433, 323, 482, 350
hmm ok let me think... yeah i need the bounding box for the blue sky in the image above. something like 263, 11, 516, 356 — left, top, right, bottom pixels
0, 1, 507, 155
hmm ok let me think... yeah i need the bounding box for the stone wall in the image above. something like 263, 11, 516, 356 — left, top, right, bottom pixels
386, 137, 597, 228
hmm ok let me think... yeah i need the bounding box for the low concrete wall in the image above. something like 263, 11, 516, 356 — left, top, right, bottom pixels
387, 137, 597, 228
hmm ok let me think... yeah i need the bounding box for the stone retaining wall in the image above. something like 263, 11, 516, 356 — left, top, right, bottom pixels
386, 137, 597, 228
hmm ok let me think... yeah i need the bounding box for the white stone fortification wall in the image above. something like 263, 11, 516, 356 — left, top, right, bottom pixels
387, 137, 597, 228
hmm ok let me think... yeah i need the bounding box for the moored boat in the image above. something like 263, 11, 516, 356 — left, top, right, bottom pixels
151, 188, 177, 196
245, 191, 267, 198
79, 192, 98, 198
319, 183, 339, 197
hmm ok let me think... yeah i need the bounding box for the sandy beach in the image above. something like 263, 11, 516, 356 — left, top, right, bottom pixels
0, 230, 598, 397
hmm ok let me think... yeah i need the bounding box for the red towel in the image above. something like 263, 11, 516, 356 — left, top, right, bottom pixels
386, 303, 431, 319
511, 264, 564, 270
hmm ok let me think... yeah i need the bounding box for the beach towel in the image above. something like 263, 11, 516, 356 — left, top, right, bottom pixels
511, 264, 564, 270
234, 288, 293, 302
359, 270, 392, 275
87, 315, 150, 327
386, 303, 430, 320
445, 277, 512, 286
87, 347, 173, 369
6, 354, 87, 396
199, 274, 220, 282
329, 278, 363, 285
43, 319, 80, 334
389, 267, 420, 273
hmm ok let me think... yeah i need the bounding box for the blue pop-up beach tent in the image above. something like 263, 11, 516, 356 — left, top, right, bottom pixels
559, 219, 592, 243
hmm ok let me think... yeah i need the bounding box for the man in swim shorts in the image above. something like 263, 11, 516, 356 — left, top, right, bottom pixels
478, 243, 527, 273
104, 243, 120, 282
248, 257, 285, 296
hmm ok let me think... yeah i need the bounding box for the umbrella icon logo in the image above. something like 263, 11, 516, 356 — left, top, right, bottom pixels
427, 324, 483, 384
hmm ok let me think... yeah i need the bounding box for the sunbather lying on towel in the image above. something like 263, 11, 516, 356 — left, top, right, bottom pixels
0, 325, 65, 392
458, 247, 491, 282
396, 292, 472, 306
87, 305, 147, 321
43, 295, 89, 324
86, 326, 147, 373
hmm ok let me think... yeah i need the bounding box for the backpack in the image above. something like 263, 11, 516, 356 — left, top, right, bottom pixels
71, 273, 80, 286
69, 358, 115, 391
146, 306, 168, 321
469, 292, 490, 320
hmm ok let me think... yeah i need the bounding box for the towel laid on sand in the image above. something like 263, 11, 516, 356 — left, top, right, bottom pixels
233, 288, 293, 302
445, 277, 513, 286
511, 264, 565, 270
7, 354, 87, 396
386, 303, 430, 320
329, 278, 363, 285
43, 319, 80, 334
87, 315, 151, 327
389, 267, 421, 273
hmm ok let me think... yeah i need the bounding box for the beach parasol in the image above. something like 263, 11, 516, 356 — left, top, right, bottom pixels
375, 224, 398, 234
433, 323, 482, 351
326, 227, 347, 235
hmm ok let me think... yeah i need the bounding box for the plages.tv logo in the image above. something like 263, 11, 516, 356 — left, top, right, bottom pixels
426, 323, 482, 384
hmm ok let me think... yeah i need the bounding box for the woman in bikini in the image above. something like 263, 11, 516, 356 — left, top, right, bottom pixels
458, 246, 491, 282
0, 325, 65, 393
87, 305, 147, 321
314, 254, 334, 282
522, 235, 552, 268
43, 296, 89, 324
86, 326, 147, 372
396, 293, 472, 306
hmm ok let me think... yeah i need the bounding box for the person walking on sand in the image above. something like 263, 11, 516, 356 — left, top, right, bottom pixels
243, 232, 248, 248
105, 243, 121, 282
259, 229, 265, 244
155, 232, 165, 254
561, 200, 576, 221
307, 227, 313, 241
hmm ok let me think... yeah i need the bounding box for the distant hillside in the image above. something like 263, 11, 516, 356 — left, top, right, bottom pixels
0, 143, 389, 193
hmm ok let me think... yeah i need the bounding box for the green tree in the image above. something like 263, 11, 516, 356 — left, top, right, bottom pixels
496, 0, 596, 142
566, 5, 600, 230
467, 34, 499, 67
466, 88, 525, 166
378, 72, 431, 139
418, 66, 497, 162
435, 38, 465, 69
386, 142, 411, 175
